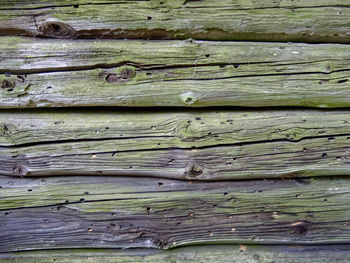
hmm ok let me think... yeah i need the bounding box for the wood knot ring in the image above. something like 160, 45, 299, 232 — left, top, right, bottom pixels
39, 21, 76, 39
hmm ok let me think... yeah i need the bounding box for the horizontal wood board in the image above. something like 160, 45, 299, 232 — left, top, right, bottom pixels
2, 245, 350, 263
0, 37, 350, 108
0, 0, 349, 43
2, 109, 350, 179
1, 175, 350, 251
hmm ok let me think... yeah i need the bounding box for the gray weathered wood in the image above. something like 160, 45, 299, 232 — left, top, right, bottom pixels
1, 175, 350, 251
1, 37, 350, 108
1, 109, 350, 180
0, 0, 349, 43
2, 245, 350, 263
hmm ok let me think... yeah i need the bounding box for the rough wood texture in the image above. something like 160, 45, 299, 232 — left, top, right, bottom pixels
2, 245, 350, 263
1, 175, 350, 251
2, 109, 350, 180
1, 37, 350, 108
0, 0, 349, 43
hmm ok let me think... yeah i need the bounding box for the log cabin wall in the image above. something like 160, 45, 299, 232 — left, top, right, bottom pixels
1, 0, 350, 262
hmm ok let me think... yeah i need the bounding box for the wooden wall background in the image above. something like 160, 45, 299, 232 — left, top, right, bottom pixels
1, 0, 350, 262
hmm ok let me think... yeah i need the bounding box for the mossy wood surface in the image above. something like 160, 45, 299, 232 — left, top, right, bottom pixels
1, 37, 350, 108
2, 0, 350, 259
0, 0, 349, 43
1, 175, 350, 251
2, 109, 350, 179
2, 245, 350, 263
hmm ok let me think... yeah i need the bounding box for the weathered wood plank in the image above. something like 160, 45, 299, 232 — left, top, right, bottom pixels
0, 0, 349, 43
1, 175, 350, 251
2, 245, 350, 263
1, 37, 350, 108
1, 109, 350, 180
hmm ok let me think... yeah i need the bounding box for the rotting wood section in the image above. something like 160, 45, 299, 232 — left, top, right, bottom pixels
1, 175, 350, 251
2, 245, 350, 263
2, 109, 350, 179
0, 37, 350, 108
0, 0, 349, 43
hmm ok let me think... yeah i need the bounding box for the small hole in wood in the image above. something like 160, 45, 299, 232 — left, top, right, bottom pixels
147, 16, 152, 20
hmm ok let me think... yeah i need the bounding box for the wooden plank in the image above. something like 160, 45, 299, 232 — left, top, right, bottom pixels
1, 37, 350, 108
0, 0, 349, 43
2, 245, 350, 262
1, 175, 350, 251
1, 109, 350, 180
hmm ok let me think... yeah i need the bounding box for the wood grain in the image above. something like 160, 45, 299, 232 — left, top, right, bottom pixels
1, 37, 350, 108
0, 0, 349, 43
1, 175, 350, 251
2, 245, 350, 262
1, 109, 350, 180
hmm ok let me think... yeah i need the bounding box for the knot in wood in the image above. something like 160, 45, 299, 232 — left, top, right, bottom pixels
1, 79, 15, 90
176, 120, 198, 142
184, 164, 203, 179
181, 92, 198, 105
12, 163, 28, 176
120, 67, 136, 80
291, 221, 310, 236
39, 21, 76, 39
105, 67, 136, 83
0, 123, 14, 137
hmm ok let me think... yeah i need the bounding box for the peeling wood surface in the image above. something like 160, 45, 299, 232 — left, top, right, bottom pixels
0, 0, 350, 43
2, 245, 350, 263
1, 37, 350, 108
2, 109, 350, 179
1, 175, 350, 251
